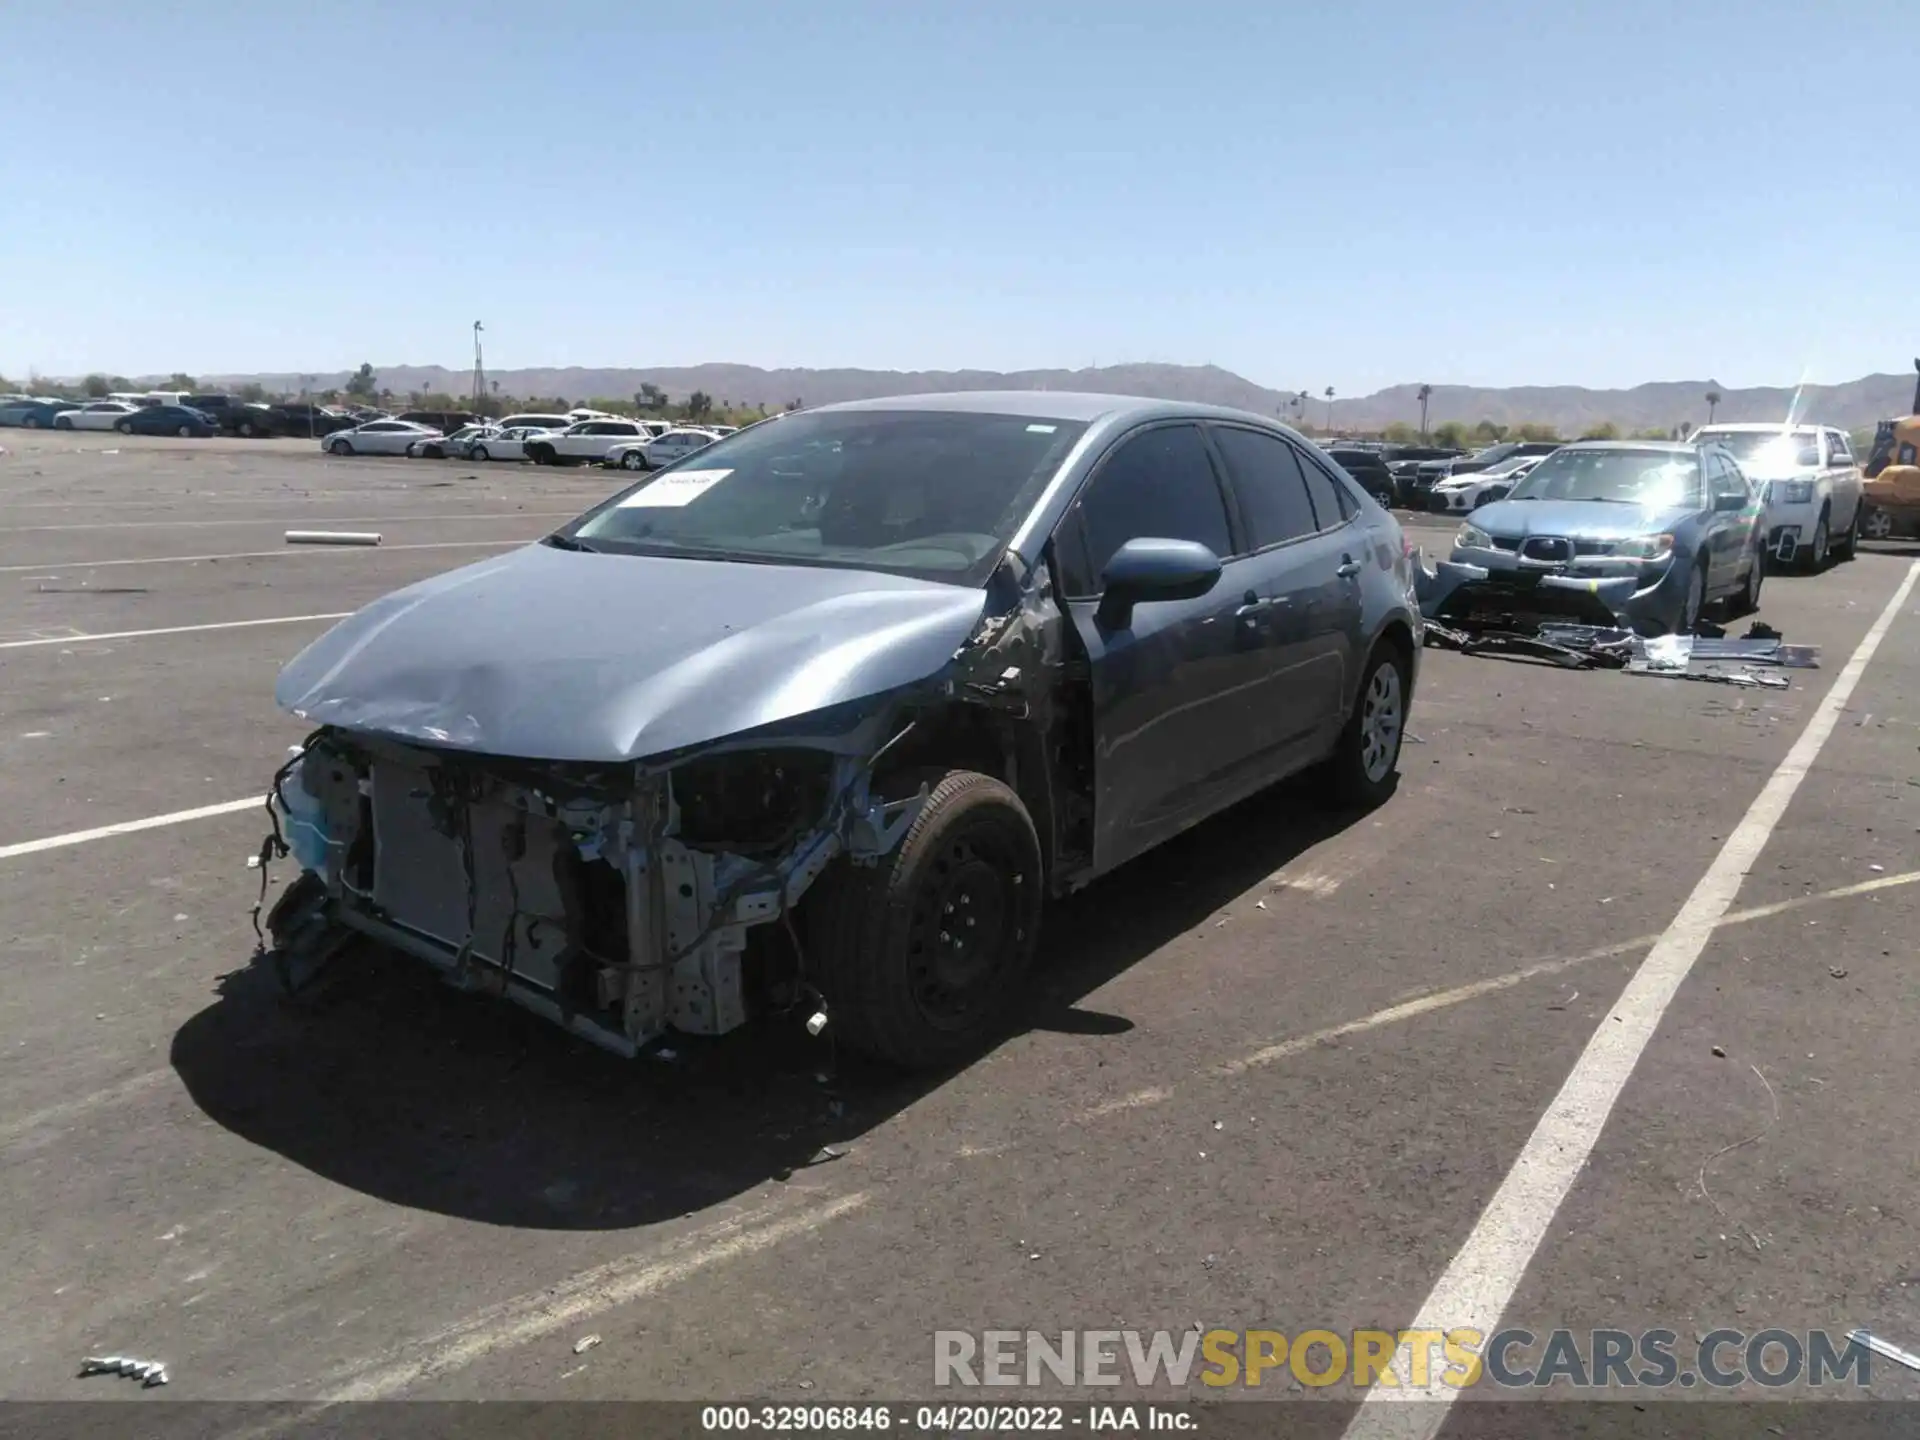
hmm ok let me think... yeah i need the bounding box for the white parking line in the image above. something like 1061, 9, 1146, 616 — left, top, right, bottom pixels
0, 538, 528, 574
0, 613, 351, 650
320, 1191, 871, 1400
0, 511, 580, 534
1342, 557, 1920, 1440
0, 797, 261, 862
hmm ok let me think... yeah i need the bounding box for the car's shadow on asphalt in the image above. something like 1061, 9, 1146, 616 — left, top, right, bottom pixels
169, 774, 1372, 1232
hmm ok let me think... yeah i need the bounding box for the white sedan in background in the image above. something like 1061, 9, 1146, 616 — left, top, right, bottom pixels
467, 426, 545, 462
1428, 454, 1547, 514
55, 401, 144, 432
322, 420, 440, 456
604, 426, 721, 471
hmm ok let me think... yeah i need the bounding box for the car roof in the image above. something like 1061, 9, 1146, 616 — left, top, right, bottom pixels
810, 389, 1279, 426
1694, 422, 1822, 433
1556, 439, 1700, 453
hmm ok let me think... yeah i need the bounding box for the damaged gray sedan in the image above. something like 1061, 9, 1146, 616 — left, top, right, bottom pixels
261, 393, 1421, 1069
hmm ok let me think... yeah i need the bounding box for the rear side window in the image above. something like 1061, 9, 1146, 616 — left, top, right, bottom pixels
1298, 450, 1354, 527
1210, 425, 1320, 548
1073, 424, 1233, 591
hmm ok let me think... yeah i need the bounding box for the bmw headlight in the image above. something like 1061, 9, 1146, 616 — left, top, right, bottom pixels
1456, 523, 1495, 550
1609, 532, 1675, 562
1773, 479, 1816, 504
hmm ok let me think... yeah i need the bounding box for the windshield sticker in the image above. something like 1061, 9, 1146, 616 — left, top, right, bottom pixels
616, 468, 733, 509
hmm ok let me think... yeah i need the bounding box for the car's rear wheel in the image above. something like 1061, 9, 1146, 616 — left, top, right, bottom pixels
329, 439, 353, 456
54, 417, 73, 430
177, 425, 192, 438
1799, 510, 1830, 572
1316, 641, 1409, 808
238, 421, 255, 437
471, 446, 490, 462
808, 769, 1043, 1071
21, 417, 38, 429
622, 450, 648, 471
115, 420, 133, 434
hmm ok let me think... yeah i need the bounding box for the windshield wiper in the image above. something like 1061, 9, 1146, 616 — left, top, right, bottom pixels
543, 533, 600, 552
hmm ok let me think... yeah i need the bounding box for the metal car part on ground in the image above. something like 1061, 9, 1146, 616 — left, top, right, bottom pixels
256, 393, 1422, 1071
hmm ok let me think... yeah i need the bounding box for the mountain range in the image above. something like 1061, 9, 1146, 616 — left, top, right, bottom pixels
183, 362, 1918, 433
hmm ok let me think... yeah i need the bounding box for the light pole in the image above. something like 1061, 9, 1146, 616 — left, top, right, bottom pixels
472, 322, 486, 409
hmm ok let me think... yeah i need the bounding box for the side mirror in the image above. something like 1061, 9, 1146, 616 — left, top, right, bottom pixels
1096, 537, 1222, 628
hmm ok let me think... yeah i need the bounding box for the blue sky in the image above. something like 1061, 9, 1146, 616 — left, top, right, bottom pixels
0, 1, 1906, 393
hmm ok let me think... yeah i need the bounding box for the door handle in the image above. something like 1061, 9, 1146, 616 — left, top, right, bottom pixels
1335, 558, 1363, 578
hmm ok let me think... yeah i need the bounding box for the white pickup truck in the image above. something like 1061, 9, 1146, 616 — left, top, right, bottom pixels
1692, 423, 1864, 569
523, 419, 654, 466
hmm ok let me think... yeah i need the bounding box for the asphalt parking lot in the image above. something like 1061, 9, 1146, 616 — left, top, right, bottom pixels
4, 430, 1920, 1432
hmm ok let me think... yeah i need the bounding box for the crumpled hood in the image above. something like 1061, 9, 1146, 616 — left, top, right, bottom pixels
1468, 499, 1695, 541
275, 542, 989, 762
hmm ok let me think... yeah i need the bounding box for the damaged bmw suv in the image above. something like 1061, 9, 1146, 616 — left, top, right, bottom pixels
261, 393, 1421, 1069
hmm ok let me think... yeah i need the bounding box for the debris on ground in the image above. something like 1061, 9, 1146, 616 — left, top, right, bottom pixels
284, 530, 383, 547
80, 1355, 168, 1387
1423, 613, 1818, 685
1696, 1062, 1778, 1255
573, 1334, 602, 1355
1829, 967, 1849, 979
1711, 1045, 1727, 1058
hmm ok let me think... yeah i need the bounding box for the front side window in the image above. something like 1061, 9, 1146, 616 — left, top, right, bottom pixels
569, 408, 1087, 584
1072, 425, 1233, 588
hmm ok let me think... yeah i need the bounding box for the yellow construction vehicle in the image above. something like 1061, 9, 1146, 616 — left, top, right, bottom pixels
1860, 359, 1920, 540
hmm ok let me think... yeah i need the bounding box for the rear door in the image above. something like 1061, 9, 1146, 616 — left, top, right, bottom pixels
1826, 429, 1862, 532
1055, 422, 1293, 871
1703, 452, 1751, 593
1209, 425, 1366, 757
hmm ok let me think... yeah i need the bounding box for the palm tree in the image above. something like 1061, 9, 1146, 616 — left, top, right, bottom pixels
1291, 390, 1307, 423
1705, 388, 1722, 423
1323, 386, 1336, 431
1417, 383, 1432, 437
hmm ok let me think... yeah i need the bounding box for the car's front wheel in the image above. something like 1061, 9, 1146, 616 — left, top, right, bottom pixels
21, 417, 38, 429
1799, 510, 1830, 572
1862, 505, 1896, 541
621, 450, 648, 471
471, 446, 490, 462
809, 769, 1043, 1071
53, 417, 73, 430
1316, 640, 1409, 808
329, 439, 353, 456
115, 420, 133, 434
1726, 551, 1764, 618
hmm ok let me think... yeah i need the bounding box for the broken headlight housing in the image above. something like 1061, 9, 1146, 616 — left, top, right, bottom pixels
1608, 532, 1675, 562
1771, 478, 1816, 504
1456, 522, 1495, 550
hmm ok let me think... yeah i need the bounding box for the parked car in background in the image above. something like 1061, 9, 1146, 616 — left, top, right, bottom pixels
322, 420, 439, 456
55, 401, 143, 431
263, 392, 1419, 1070
115, 404, 220, 438
407, 424, 499, 459
625, 426, 721, 470
1383, 446, 1464, 505
1426, 441, 1764, 635
1411, 440, 1562, 506
0, 398, 81, 428
1690, 423, 1863, 570
1427, 454, 1546, 514
397, 409, 479, 433
271, 404, 359, 438
1323, 447, 1396, 505
219, 403, 280, 436
524, 418, 653, 466
467, 426, 543, 463
495, 412, 574, 432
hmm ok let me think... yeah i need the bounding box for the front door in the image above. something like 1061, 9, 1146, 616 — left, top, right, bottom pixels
1057, 423, 1291, 872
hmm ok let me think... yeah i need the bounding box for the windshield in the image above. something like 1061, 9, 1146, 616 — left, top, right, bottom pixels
1507, 449, 1704, 508
568, 409, 1089, 583
1478, 455, 1537, 479
1471, 443, 1519, 463
1695, 430, 1819, 471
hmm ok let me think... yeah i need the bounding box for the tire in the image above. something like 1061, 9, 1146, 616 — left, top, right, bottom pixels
1798, 509, 1830, 572
177, 425, 191, 438
1677, 554, 1707, 633
115, 420, 132, 434
54, 417, 73, 430
808, 769, 1043, 1071
22, 417, 38, 429
471, 446, 490, 462
1316, 641, 1409, 808
329, 439, 353, 456
239, 421, 255, 437
621, 449, 648, 471
528, 446, 550, 466
1833, 501, 1860, 561
1725, 550, 1764, 618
